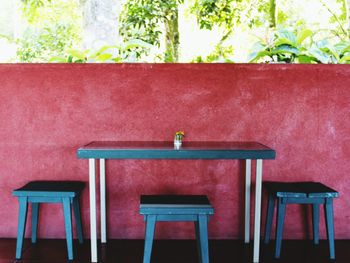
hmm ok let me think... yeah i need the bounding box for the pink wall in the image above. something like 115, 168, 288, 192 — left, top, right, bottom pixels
0, 64, 349, 240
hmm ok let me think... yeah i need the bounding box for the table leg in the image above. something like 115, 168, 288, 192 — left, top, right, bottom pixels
89, 159, 98, 262
253, 159, 263, 263
245, 159, 251, 243
100, 158, 107, 243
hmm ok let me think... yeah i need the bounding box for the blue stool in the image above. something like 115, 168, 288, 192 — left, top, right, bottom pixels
140, 195, 214, 263
263, 181, 338, 259
13, 181, 85, 260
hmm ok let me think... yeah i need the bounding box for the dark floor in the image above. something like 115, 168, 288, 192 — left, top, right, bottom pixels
1, 238, 349, 263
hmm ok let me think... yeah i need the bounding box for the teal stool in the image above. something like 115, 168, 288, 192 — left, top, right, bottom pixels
140, 195, 214, 263
263, 181, 338, 259
13, 181, 85, 260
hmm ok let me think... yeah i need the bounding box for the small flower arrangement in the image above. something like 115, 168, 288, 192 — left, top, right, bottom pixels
174, 131, 185, 142
174, 131, 185, 148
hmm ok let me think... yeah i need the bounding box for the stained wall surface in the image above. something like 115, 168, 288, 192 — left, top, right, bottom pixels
0, 64, 349, 240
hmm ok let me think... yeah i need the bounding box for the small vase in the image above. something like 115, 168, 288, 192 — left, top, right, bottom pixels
174, 139, 182, 149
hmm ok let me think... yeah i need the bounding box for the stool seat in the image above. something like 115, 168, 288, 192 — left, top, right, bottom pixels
264, 181, 338, 260
13, 181, 85, 197
13, 181, 85, 261
140, 195, 214, 263
141, 195, 212, 206
140, 195, 214, 215
264, 181, 338, 198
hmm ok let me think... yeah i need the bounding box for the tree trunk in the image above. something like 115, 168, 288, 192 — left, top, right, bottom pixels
164, 8, 180, 62
79, 0, 120, 50
269, 0, 277, 28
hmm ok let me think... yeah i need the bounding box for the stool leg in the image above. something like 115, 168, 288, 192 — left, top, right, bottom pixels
195, 221, 203, 263
324, 198, 335, 260
312, 204, 320, 245
73, 196, 84, 244
31, 203, 39, 244
198, 214, 209, 263
16, 197, 28, 259
264, 195, 275, 244
143, 215, 156, 263
275, 198, 286, 259
62, 197, 74, 260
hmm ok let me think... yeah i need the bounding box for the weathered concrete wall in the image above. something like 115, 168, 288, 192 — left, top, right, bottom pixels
0, 64, 349, 240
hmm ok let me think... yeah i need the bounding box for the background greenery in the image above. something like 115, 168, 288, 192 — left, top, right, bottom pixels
1, 0, 349, 63
16, 0, 82, 62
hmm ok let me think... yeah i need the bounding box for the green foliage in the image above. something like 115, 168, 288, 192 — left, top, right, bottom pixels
320, 0, 348, 40
190, 0, 236, 30
17, 0, 81, 62
17, 23, 79, 62
5, 0, 350, 63
188, 0, 270, 62
190, 0, 270, 30
119, 0, 183, 60
249, 28, 350, 63
192, 44, 234, 62
49, 40, 154, 63
21, 0, 51, 23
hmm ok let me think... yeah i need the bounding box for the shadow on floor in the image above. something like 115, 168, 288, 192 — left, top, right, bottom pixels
1, 239, 349, 263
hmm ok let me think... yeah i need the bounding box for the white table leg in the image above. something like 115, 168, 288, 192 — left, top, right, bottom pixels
89, 159, 98, 262
253, 159, 263, 263
100, 158, 107, 243
245, 159, 251, 243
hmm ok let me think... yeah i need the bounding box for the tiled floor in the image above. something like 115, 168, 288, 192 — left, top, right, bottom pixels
1, 238, 349, 263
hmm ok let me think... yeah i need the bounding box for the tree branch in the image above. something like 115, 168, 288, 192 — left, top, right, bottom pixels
320, 0, 348, 39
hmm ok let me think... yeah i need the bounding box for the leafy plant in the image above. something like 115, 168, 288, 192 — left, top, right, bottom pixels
17, 23, 79, 62
49, 40, 153, 63
192, 44, 234, 62
248, 28, 350, 63
249, 28, 313, 63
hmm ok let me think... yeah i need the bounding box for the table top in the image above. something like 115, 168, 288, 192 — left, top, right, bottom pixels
77, 141, 276, 159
